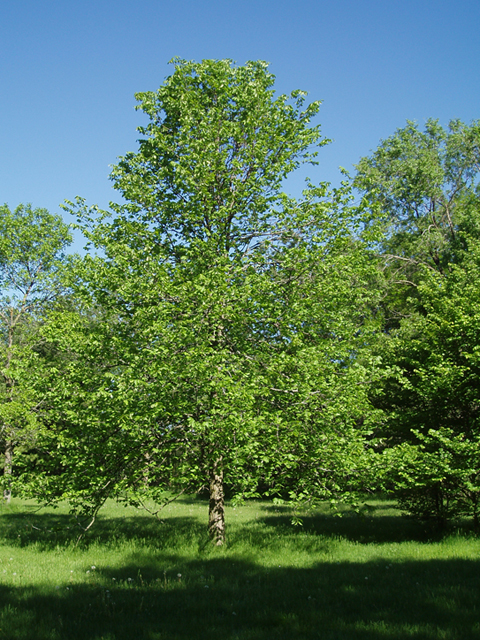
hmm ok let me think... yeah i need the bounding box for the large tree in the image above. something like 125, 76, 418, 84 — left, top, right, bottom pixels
29, 59, 379, 543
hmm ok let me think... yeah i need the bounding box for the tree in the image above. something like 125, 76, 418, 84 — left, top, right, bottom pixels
30, 59, 379, 544
355, 118, 480, 328
354, 120, 480, 525
372, 251, 480, 526
0, 203, 72, 502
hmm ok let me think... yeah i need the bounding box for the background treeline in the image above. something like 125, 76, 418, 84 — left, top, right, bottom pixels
1, 60, 479, 544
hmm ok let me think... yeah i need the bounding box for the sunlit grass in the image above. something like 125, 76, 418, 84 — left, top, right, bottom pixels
1, 496, 479, 639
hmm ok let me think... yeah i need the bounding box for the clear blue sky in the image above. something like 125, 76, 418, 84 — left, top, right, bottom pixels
1, 0, 479, 251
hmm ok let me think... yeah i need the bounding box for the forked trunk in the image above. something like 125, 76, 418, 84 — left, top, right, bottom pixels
3, 440, 13, 504
208, 457, 225, 545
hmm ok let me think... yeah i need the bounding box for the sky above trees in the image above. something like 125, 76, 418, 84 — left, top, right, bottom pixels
1, 0, 479, 253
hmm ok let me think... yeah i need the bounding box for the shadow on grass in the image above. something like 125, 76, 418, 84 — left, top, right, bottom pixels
0, 510, 208, 550
258, 512, 452, 545
1, 502, 480, 639
257, 500, 471, 544
0, 502, 472, 551
1, 557, 479, 639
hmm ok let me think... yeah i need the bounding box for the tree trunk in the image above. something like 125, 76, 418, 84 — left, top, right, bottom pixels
208, 457, 225, 545
3, 440, 13, 504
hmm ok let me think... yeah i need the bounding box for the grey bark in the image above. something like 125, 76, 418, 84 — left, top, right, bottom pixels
208, 457, 225, 545
3, 439, 13, 503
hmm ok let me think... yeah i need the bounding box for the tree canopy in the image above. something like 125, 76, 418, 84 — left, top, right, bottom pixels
14, 59, 380, 543
355, 119, 480, 525
0, 203, 72, 502
6, 62, 479, 535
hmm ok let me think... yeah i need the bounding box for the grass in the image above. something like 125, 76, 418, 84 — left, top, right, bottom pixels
0, 496, 479, 639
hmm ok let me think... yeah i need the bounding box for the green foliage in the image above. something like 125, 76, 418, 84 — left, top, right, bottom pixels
0, 204, 72, 499
108, 58, 325, 262
356, 120, 480, 525
0, 203, 71, 298
20, 60, 381, 539
355, 118, 480, 329
373, 255, 480, 525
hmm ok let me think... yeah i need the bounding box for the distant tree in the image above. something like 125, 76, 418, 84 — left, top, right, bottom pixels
0, 203, 71, 502
355, 120, 480, 525
355, 118, 480, 328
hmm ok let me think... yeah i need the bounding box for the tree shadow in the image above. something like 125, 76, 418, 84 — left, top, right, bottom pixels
0, 510, 207, 550
0, 499, 470, 551
1, 557, 479, 639
257, 512, 447, 544
1, 502, 479, 638
256, 501, 469, 544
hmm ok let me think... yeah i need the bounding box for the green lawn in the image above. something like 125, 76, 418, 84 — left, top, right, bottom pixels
0, 496, 479, 639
